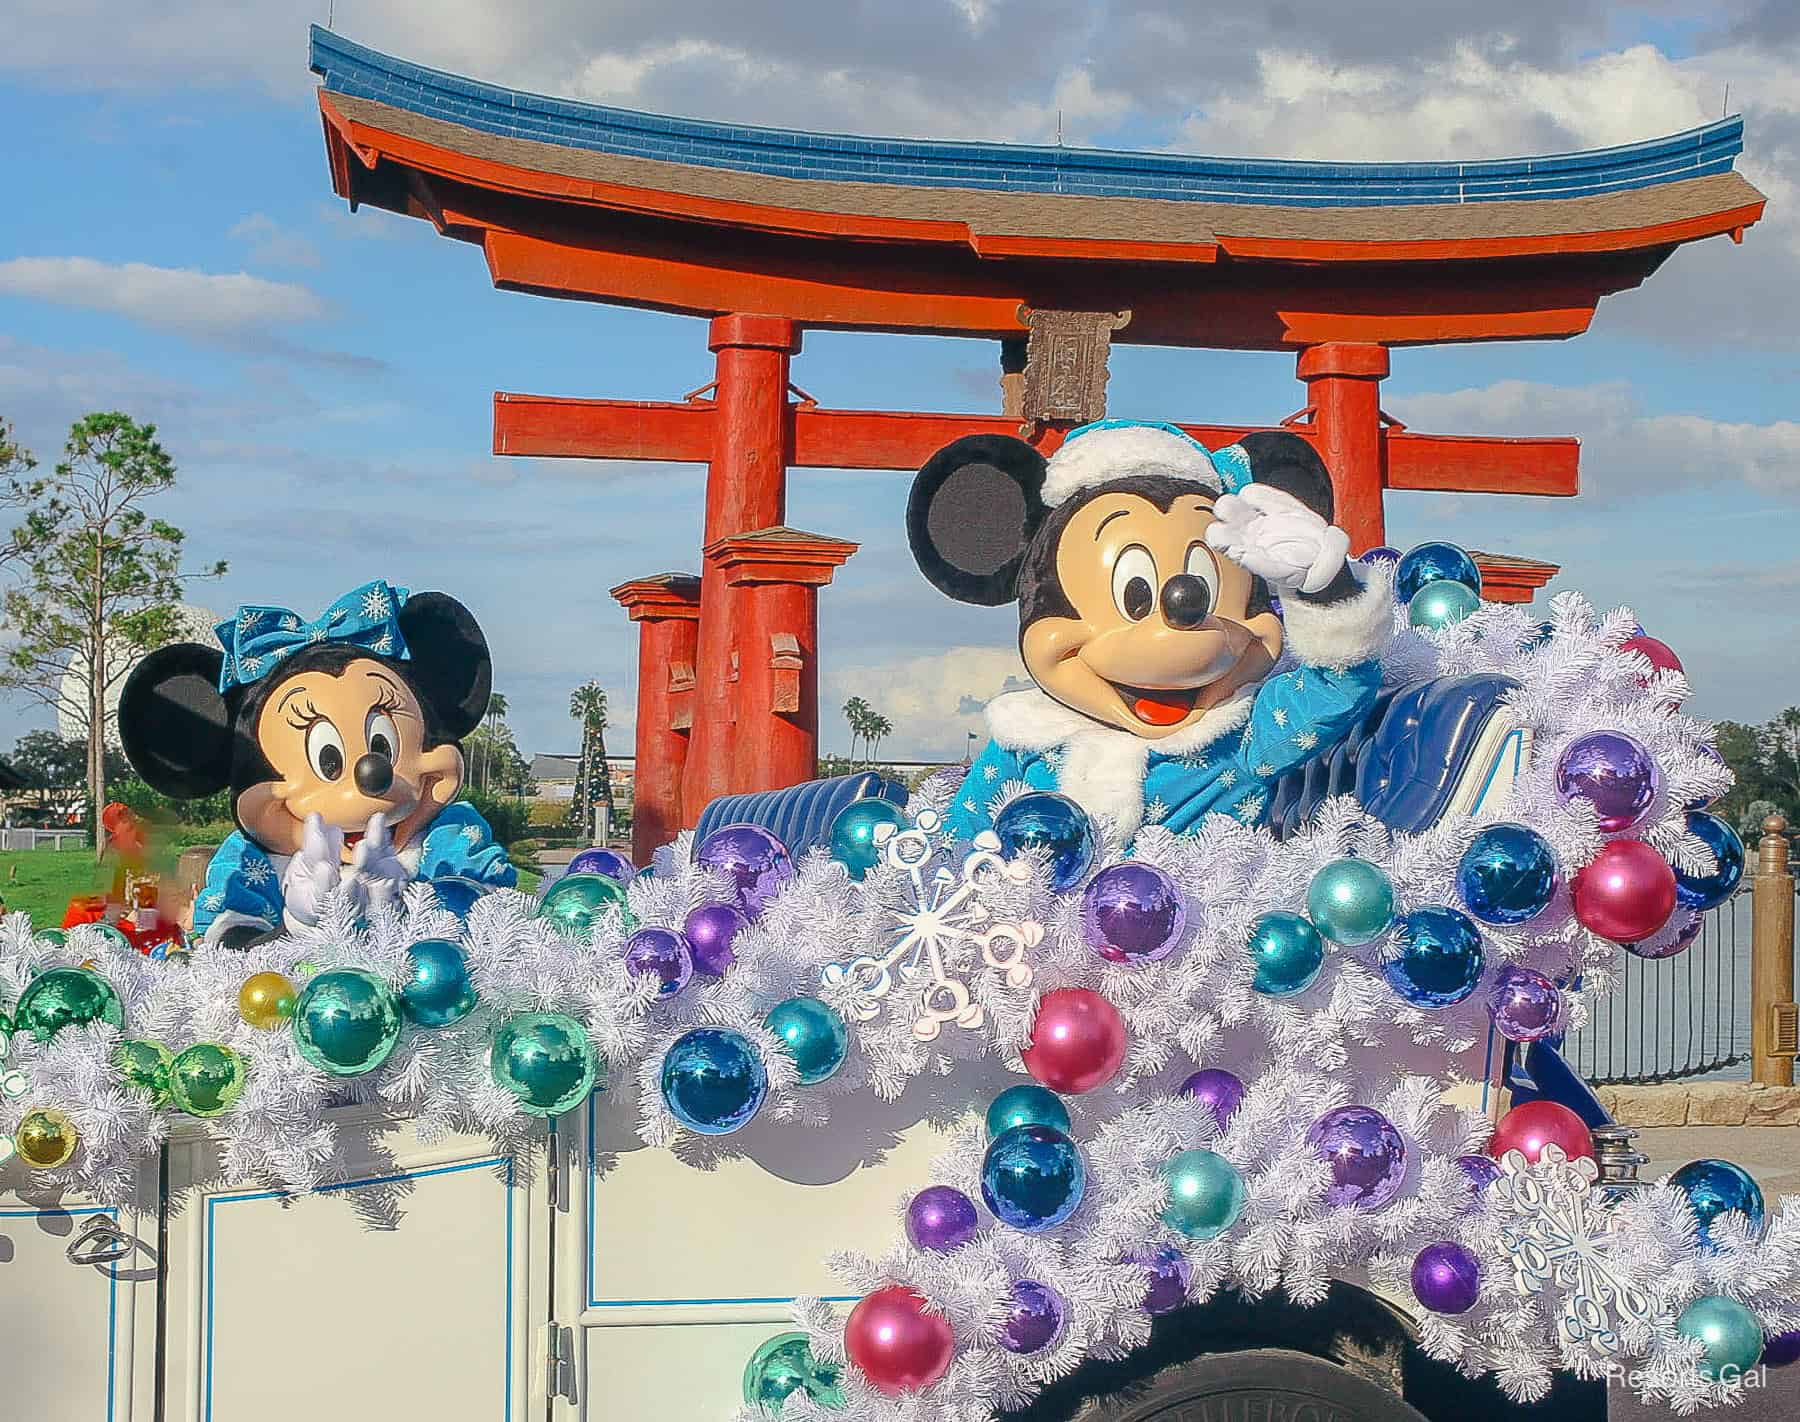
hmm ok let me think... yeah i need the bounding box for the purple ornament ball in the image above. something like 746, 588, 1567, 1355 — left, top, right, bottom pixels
624, 926, 693, 997
567, 847, 637, 883
905, 1185, 980, 1253
999, 1280, 1067, 1354
1554, 731, 1660, 833
684, 902, 750, 976
1306, 1105, 1408, 1210
694, 824, 795, 918
1080, 862, 1187, 966
1129, 1245, 1192, 1316
1456, 1153, 1503, 1197
1765, 1329, 1800, 1369
1487, 964, 1566, 1043
1626, 911, 1703, 961
1411, 1241, 1482, 1315
1179, 1068, 1245, 1131
1360, 545, 1401, 568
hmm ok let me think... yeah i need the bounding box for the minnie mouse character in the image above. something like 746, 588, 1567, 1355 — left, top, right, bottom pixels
119, 581, 515, 946
909, 421, 1393, 845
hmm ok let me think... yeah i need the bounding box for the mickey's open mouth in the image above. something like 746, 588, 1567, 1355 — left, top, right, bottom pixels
1113, 683, 1201, 727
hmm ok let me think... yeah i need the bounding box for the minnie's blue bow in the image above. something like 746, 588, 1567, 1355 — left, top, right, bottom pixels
215, 580, 411, 692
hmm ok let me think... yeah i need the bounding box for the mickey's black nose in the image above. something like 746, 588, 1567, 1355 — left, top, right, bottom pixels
1161, 574, 1213, 629
354, 752, 394, 796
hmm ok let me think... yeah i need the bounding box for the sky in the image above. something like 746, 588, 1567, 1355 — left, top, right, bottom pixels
1, 0, 1797, 764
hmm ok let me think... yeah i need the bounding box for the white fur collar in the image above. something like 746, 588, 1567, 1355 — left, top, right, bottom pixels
1281, 562, 1393, 671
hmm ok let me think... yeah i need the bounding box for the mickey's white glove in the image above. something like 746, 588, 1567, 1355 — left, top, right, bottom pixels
348, 811, 411, 913
1204, 484, 1351, 596
282, 813, 350, 932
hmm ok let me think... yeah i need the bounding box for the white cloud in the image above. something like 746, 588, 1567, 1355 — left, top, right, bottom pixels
0, 257, 323, 335
228, 213, 322, 269
823, 645, 1028, 760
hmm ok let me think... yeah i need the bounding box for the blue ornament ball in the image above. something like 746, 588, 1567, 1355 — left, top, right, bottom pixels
1359, 545, 1401, 567
1675, 812, 1745, 912
1384, 907, 1485, 1009
661, 1027, 769, 1135
1306, 858, 1396, 947
490, 1011, 598, 1116
1395, 541, 1482, 602
567, 847, 638, 882
429, 875, 491, 920
1677, 1295, 1765, 1381
763, 997, 849, 1084
1247, 911, 1325, 996
1409, 578, 1481, 631
981, 1124, 1086, 1233
1159, 1148, 1245, 1241
399, 938, 478, 1027
986, 1083, 1071, 1140
1521, 621, 1555, 652
994, 792, 1095, 893
1458, 824, 1559, 925
827, 798, 907, 880
1670, 1158, 1765, 1251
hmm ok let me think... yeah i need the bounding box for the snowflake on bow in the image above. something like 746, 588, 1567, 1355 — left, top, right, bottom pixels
1492, 1144, 1654, 1370
821, 809, 1042, 1041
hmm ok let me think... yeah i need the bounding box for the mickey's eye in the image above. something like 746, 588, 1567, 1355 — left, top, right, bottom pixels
365, 709, 400, 762
1111, 545, 1157, 622
1183, 543, 1222, 603
305, 719, 347, 782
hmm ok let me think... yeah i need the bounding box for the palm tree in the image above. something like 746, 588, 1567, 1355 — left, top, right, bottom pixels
867, 713, 893, 764
843, 696, 871, 765
569, 681, 614, 841
476, 690, 509, 792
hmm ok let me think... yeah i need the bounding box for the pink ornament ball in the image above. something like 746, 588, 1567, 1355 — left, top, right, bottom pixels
1021, 988, 1128, 1095
844, 1286, 956, 1395
1571, 840, 1677, 944
1620, 634, 1683, 688
1489, 1100, 1594, 1165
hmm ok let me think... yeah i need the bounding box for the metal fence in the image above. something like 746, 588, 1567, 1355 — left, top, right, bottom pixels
0, 828, 87, 851
1563, 892, 1751, 1085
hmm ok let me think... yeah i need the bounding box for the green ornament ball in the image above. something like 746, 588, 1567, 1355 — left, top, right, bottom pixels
114, 1038, 174, 1104
826, 798, 907, 880
16, 967, 124, 1042
87, 922, 134, 955
536, 872, 634, 939
742, 1331, 845, 1414
1677, 1295, 1764, 1381
167, 1043, 246, 1118
490, 1011, 598, 1117
1160, 1148, 1246, 1240
1408, 578, 1481, 631
1306, 858, 1397, 947
292, 968, 402, 1078
986, 1084, 1071, 1140
37, 928, 66, 948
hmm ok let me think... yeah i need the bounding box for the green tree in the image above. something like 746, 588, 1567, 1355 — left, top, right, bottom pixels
10, 731, 129, 814
866, 711, 893, 762
465, 719, 534, 798
842, 695, 871, 764
568, 681, 615, 842
0, 413, 226, 859
473, 690, 510, 792
1714, 707, 1800, 834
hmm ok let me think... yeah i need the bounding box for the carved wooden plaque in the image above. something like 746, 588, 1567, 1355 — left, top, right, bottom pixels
1017, 306, 1132, 427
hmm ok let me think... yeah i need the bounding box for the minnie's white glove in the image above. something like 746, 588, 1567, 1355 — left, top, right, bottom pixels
348, 811, 411, 913
1204, 484, 1351, 596
282, 812, 350, 932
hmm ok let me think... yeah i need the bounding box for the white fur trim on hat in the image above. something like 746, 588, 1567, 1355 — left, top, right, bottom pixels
1042, 423, 1224, 508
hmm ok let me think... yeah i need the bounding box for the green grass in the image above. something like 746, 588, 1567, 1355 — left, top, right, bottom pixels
0, 848, 111, 931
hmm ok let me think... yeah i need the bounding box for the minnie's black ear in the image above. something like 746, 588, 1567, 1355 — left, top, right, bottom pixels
907, 435, 1049, 606
120, 643, 233, 799
397, 592, 491, 741
1238, 431, 1336, 523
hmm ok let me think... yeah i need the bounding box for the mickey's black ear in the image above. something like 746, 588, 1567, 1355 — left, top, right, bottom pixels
1238, 431, 1336, 524
907, 435, 1049, 606
120, 643, 233, 799
397, 592, 491, 741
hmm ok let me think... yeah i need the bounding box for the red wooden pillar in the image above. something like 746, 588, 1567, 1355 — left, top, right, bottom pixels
685, 315, 802, 823
709, 529, 856, 793
1297, 342, 1389, 553
609, 574, 701, 863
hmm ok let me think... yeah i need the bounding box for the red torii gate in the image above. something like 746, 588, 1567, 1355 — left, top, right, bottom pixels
310, 29, 1764, 860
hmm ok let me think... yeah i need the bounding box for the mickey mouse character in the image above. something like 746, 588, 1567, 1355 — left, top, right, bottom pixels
119, 581, 516, 946
909, 420, 1393, 845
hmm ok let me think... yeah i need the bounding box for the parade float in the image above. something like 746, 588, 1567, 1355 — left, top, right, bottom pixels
0, 29, 1788, 1422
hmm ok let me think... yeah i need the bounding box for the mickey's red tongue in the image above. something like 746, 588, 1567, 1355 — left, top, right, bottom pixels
1132, 691, 1194, 727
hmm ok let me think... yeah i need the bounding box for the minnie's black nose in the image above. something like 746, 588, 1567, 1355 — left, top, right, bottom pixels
1161, 573, 1213, 629
354, 752, 394, 796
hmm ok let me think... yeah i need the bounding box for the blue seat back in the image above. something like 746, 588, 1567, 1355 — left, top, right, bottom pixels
692, 771, 908, 859
1267, 673, 1519, 840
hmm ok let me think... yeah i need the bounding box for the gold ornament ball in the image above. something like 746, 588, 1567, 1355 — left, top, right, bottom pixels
16, 1107, 79, 1170
238, 972, 298, 1031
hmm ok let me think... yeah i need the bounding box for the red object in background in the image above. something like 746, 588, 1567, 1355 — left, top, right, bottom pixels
843, 1287, 956, 1395
101, 802, 149, 861
1489, 1100, 1596, 1164
1021, 988, 1129, 1095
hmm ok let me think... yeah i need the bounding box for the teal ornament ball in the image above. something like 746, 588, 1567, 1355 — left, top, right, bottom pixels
1160, 1148, 1246, 1240
399, 938, 478, 1027
742, 1331, 845, 1413
1408, 578, 1480, 631
1677, 1295, 1765, 1380
763, 997, 849, 1084
661, 1027, 768, 1135
537, 872, 633, 939
1248, 911, 1325, 996
292, 968, 402, 1077
15, 967, 124, 1042
986, 1083, 1071, 1140
1307, 859, 1396, 947
491, 1011, 598, 1116
1383, 907, 1485, 1009
827, 798, 907, 880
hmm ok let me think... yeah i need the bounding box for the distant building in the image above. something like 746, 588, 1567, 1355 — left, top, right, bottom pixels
529, 754, 636, 807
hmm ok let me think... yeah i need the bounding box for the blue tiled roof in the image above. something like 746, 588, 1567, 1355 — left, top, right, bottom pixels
310, 27, 1743, 210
